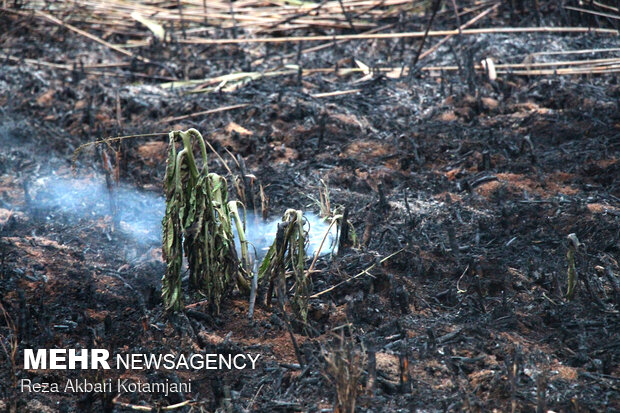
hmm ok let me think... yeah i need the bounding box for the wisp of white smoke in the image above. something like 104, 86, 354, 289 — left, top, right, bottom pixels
29, 175, 337, 257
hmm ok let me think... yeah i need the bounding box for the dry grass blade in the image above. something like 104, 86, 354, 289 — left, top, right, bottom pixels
418, 2, 500, 62
178, 26, 619, 45
10, 0, 411, 40
308, 215, 341, 274
161, 103, 249, 123
322, 329, 366, 413
72, 132, 169, 172
312, 89, 361, 98
32, 10, 148, 62
564, 5, 620, 21
310, 248, 404, 298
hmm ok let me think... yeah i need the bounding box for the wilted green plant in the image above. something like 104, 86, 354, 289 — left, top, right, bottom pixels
162, 130, 333, 321
162, 129, 240, 312
259, 209, 310, 321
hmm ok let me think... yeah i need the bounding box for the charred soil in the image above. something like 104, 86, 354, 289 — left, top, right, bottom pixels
0, 2, 619, 412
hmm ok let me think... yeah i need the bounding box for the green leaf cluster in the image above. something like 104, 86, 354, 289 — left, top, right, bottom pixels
161, 129, 311, 321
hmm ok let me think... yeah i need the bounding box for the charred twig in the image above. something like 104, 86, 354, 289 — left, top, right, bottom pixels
276, 281, 305, 368
338, 207, 351, 254
398, 340, 411, 393
248, 269, 259, 320
228, 0, 238, 39
406, 0, 442, 78
566, 233, 581, 301
470, 175, 498, 189
176, 0, 187, 39
449, 0, 462, 33
236, 155, 256, 213
520, 135, 536, 163
366, 348, 376, 394
446, 220, 460, 260
337, 0, 357, 32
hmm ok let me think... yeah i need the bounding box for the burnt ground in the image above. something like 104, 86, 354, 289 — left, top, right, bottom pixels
1, 2, 619, 412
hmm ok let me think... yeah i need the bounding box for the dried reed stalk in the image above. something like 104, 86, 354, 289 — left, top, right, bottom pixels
178, 26, 618, 45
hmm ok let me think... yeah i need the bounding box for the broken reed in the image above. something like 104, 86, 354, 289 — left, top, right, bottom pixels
162, 129, 320, 321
